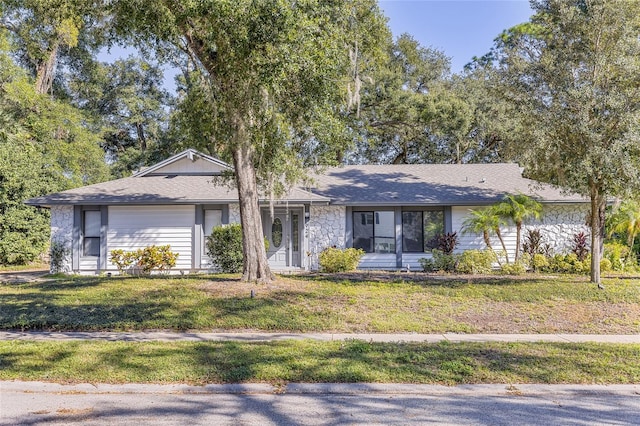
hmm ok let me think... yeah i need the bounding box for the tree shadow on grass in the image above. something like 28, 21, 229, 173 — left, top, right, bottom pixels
0, 290, 173, 331
3, 341, 640, 425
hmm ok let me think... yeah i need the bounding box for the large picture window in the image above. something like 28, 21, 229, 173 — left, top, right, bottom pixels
353, 211, 395, 253
402, 210, 444, 253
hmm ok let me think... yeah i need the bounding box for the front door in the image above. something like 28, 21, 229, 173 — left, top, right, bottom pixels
263, 209, 302, 269
266, 211, 289, 268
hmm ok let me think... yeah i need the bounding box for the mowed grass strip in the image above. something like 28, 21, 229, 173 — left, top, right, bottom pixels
1, 340, 638, 385
1, 274, 639, 333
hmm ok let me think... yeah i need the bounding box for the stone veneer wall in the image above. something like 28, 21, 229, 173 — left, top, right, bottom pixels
524, 203, 590, 254
50, 205, 74, 273
306, 205, 346, 270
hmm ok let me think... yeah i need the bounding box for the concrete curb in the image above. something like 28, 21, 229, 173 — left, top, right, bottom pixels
2, 381, 639, 396
1, 331, 640, 343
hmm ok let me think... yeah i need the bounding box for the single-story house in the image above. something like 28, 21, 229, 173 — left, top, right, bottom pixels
26, 149, 589, 274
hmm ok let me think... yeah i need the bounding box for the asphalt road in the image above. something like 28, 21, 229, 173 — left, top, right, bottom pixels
2, 382, 639, 425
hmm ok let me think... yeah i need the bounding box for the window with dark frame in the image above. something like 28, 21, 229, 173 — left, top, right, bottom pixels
352, 211, 395, 253
402, 210, 444, 253
83, 210, 101, 256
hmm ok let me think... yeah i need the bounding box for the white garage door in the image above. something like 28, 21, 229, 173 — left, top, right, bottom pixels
108, 205, 194, 270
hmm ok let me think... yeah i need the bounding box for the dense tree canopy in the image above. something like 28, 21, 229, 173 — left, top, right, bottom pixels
109, 0, 390, 282
489, 0, 640, 284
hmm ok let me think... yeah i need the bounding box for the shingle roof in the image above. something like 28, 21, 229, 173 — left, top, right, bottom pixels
25, 150, 586, 208
26, 175, 329, 206
308, 163, 585, 205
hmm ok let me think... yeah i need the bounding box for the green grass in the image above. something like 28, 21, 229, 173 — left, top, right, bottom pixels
0, 262, 48, 272
1, 340, 638, 385
1, 273, 639, 333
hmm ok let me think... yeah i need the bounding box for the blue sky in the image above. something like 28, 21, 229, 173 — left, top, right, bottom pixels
102, 1, 535, 91
378, 0, 534, 73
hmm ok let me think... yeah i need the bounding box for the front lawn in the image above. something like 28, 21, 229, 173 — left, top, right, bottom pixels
1, 340, 638, 385
1, 273, 639, 333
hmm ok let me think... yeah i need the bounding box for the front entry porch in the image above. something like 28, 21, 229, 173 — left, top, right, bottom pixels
262, 208, 304, 270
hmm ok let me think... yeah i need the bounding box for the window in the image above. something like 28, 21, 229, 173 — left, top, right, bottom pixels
203, 209, 222, 250
402, 210, 444, 252
83, 210, 101, 256
271, 217, 283, 248
292, 214, 299, 252
353, 211, 395, 253
204, 210, 222, 237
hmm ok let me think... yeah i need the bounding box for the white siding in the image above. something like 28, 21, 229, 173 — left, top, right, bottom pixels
79, 257, 99, 270
401, 253, 429, 271
358, 253, 397, 269
107, 205, 194, 270
452, 205, 518, 260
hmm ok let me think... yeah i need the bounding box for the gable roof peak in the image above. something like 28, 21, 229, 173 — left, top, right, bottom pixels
132, 149, 233, 177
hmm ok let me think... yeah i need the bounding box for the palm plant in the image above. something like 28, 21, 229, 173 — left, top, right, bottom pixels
462, 207, 509, 265
495, 194, 543, 262
607, 199, 640, 254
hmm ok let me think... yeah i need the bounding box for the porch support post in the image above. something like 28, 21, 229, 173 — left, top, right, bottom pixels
194, 205, 203, 270
444, 206, 453, 234
345, 206, 353, 248
72, 206, 81, 272
395, 207, 402, 269
99, 206, 108, 270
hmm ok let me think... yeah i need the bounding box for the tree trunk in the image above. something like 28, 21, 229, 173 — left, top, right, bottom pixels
589, 183, 606, 285
484, 230, 502, 267
136, 123, 147, 152
35, 42, 59, 95
232, 138, 274, 283
495, 228, 510, 264
514, 222, 522, 263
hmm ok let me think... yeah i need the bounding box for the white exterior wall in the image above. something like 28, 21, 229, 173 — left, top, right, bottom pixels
524, 204, 590, 254
452, 205, 516, 254
453, 203, 589, 260
50, 205, 74, 273
307, 205, 346, 270
107, 205, 194, 270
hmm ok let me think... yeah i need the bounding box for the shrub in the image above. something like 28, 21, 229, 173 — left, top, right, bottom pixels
456, 250, 496, 274
0, 207, 50, 265
572, 232, 589, 261
546, 253, 590, 274
603, 242, 631, 271
109, 249, 135, 273
420, 249, 459, 272
206, 224, 243, 273
522, 229, 553, 257
136, 245, 179, 274
500, 261, 527, 275
437, 232, 458, 255
109, 245, 179, 274
50, 240, 70, 274
531, 253, 549, 272
600, 258, 612, 273
318, 247, 365, 273
419, 257, 435, 272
